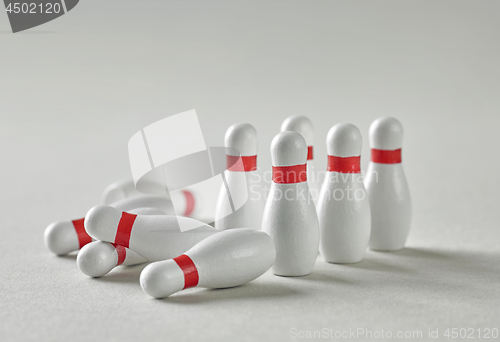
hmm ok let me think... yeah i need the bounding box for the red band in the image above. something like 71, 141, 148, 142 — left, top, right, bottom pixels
327, 155, 361, 173
112, 243, 127, 266
307, 146, 313, 160
272, 164, 307, 184
182, 190, 195, 217
174, 254, 199, 289
72, 218, 92, 249
226, 155, 257, 172
114, 212, 137, 248
371, 148, 402, 164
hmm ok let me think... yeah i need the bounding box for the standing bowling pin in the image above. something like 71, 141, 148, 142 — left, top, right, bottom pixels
365, 117, 411, 251
262, 131, 319, 276
215, 123, 263, 230
84, 206, 218, 261
317, 123, 371, 263
140, 229, 275, 298
44, 196, 172, 256
281, 116, 320, 203
77, 241, 147, 278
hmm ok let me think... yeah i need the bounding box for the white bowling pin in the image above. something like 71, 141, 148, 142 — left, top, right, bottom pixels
365, 117, 411, 251
281, 115, 320, 203
140, 229, 275, 298
102, 179, 198, 218
44, 196, 172, 256
318, 123, 371, 263
215, 123, 264, 230
84, 205, 218, 261
77, 241, 147, 278
262, 131, 319, 276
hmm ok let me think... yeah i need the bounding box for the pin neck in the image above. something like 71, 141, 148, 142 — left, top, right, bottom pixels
72, 218, 92, 249
226, 155, 257, 172
114, 212, 137, 248
181, 190, 195, 217
272, 164, 307, 184
112, 243, 127, 266
371, 148, 402, 164
307, 146, 313, 161
173, 254, 199, 289
327, 155, 361, 173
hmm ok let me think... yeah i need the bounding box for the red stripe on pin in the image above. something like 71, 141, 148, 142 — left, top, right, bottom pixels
272, 164, 307, 184
182, 190, 195, 217
327, 155, 361, 173
174, 254, 199, 289
226, 155, 257, 172
307, 146, 313, 160
114, 212, 137, 249
112, 243, 127, 266
371, 148, 402, 164
72, 218, 92, 249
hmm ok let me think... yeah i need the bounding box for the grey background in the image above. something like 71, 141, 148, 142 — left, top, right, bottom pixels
1, 1, 499, 341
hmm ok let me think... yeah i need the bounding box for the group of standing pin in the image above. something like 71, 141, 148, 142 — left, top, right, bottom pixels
44, 116, 411, 299
215, 116, 411, 277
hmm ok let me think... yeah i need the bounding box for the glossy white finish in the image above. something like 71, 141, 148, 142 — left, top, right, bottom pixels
77, 241, 147, 278
262, 132, 319, 276
318, 123, 371, 263
140, 229, 276, 298
84, 205, 218, 261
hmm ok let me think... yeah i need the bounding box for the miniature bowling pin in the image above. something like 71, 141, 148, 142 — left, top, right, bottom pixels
77, 241, 147, 278
317, 123, 371, 263
84, 205, 218, 261
262, 131, 319, 276
365, 117, 411, 251
102, 179, 198, 218
140, 228, 275, 298
44, 196, 172, 256
281, 116, 320, 203
215, 123, 264, 230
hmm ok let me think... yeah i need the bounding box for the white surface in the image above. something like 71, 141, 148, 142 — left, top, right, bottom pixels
1, 1, 500, 341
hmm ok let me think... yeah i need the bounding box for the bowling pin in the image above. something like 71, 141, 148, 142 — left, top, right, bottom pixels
262, 131, 319, 276
215, 123, 264, 230
317, 123, 371, 263
365, 117, 411, 251
281, 116, 320, 203
102, 179, 198, 218
84, 205, 218, 261
140, 228, 275, 298
77, 241, 147, 278
44, 196, 172, 256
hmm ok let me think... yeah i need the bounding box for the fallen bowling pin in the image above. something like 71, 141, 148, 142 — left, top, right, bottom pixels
102, 179, 198, 218
84, 205, 218, 261
140, 228, 276, 298
77, 241, 147, 278
44, 195, 172, 256
365, 117, 412, 251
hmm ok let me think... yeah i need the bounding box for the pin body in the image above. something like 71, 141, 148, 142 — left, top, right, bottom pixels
262, 131, 319, 276
317, 124, 370, 263
140, 229, 275, 298
44, 197, 171, 256
84, 205, 218, 261
77, 241, 147, 278
365, 117, 411, 251
215, 123, 263, 230
281, 116, 320, 202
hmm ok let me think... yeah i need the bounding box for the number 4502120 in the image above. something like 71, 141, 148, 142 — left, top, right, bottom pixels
444, 328, 498, 339
5, 2, 63, 14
